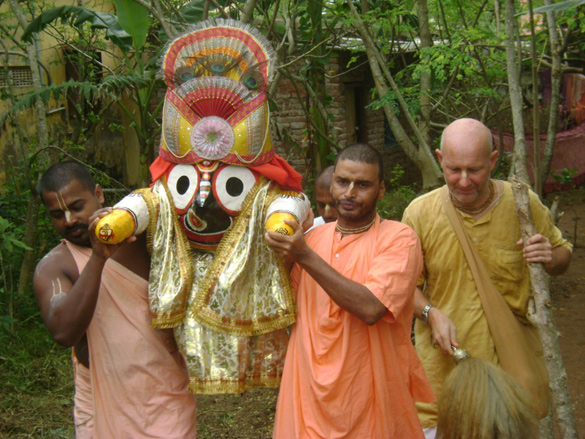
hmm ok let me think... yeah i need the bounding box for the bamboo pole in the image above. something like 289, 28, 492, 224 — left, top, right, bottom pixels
510, 176, 578, 439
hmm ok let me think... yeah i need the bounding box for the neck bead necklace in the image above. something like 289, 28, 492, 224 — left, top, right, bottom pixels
335, 216, 376, 235
450, 180, 495, 215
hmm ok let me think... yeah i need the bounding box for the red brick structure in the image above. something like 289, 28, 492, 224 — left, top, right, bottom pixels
270, 52, 421, 187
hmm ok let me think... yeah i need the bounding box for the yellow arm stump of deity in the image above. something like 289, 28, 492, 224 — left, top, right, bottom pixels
95, 192, 150, 244
265, 191, 311, 236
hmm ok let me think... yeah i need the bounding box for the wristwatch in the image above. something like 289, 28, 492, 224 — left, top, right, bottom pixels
421, 304, 433, 325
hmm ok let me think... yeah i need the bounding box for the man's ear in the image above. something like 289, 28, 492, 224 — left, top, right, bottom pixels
489, 150, 499, 171
435, 148, 443, 165
95, 184, 105, 204
378, 181, 386, 201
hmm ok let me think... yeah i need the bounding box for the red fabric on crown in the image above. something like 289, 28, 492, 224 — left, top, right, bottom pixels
149, 155, 303, 192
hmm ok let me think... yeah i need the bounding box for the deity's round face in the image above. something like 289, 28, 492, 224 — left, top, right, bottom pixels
163, 162, 259, 250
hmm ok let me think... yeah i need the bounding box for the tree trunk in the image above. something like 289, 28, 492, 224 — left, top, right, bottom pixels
417, 0, 433, 148
511, 177, 578, 439
528, 0, 543, 196
240, 0, 257, 24
346, 0, 442, 189
541, 0, 563, 195
307, 0, 330, 171
504, 0, 530, 184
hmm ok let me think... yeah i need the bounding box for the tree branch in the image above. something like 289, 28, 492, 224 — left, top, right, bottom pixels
511, 177, 578, 439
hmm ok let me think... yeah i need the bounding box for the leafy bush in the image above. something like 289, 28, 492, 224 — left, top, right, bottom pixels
0, 167, 75, 438
378, 165, 419, 221
552, 168, 579, 184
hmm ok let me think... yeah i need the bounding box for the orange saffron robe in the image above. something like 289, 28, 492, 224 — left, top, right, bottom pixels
273, 217, 434, 439
72, 353, 94, 439
67, 242, 197, 439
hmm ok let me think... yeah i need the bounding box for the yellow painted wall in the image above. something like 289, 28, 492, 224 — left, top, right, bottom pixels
0, 0, 139, 186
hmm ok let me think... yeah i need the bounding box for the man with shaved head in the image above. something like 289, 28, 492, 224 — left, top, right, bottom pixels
402, 118, 572, 438
34, 161, 196, 438
267, 143, 434, 438
308, 166, 338, 231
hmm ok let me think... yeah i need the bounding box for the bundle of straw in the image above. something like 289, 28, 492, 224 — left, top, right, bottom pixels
436, 348, 538, 439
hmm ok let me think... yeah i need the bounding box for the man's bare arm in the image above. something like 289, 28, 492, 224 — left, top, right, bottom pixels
414, 287, 458, 356
519, 234, 572, 276
34, 243, 107, 346
33, 208, 134, 346
265, 220, 387, 325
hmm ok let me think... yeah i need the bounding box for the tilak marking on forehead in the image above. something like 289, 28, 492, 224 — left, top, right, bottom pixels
56, 192, 71, 222
461, 171, 467, 179
348, 182, 354, 192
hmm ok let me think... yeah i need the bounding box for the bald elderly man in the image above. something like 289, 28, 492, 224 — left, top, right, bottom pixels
402, 118, 572, 438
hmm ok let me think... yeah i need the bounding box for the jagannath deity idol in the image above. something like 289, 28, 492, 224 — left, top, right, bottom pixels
95, 19, 309, 394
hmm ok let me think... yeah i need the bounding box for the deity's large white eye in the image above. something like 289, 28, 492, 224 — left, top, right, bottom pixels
212, 166, 258, 216
166, 164, 200, 213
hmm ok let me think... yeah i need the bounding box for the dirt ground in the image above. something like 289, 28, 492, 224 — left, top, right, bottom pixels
549, 186, 585, 436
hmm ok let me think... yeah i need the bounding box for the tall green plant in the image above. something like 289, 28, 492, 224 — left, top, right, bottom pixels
0, 216, 31, 333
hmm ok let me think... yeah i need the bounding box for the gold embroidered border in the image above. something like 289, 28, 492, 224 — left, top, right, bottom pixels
262, 180, 283, 217
189, 178, 297, 336
136, 188, 159, 256
150, 311, 186, 329
188, 374, 282, 395
148, 181, 195, 328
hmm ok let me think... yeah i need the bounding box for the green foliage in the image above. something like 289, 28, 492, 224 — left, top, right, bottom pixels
0, 182, 30, 293
113, 0, 150, 50
552, 168, 579, 184
527, 0, 585, 15
0, 217, 31, 253
0, 214, 30, 331
22, 5, 133, 52
0, 80, 103, 127
175, 0, 230, 26
0, 173, 71, 433
0, 216, 31, 327
0, 160, 59, 327
16, 1, 173, 183
98, 72, 153, 98
377, 165, 419, 221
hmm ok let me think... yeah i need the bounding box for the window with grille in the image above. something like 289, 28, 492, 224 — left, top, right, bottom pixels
0, 66, 33, 87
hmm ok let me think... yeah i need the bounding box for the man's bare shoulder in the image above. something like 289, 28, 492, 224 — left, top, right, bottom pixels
34, 242, 78, 283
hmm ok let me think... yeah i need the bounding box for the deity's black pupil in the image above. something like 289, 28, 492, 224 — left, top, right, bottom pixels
177, 175, 190, 195
226, 177, 244, 197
